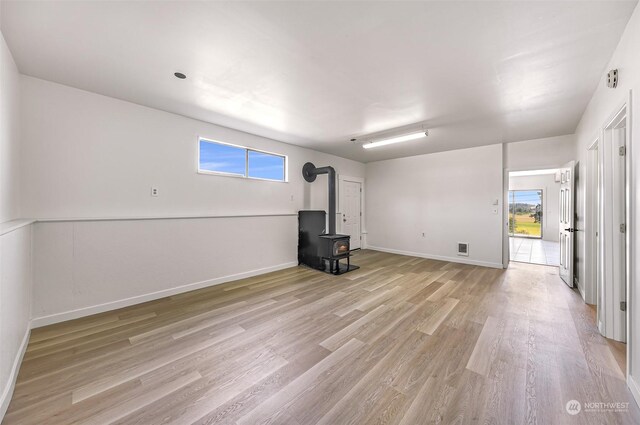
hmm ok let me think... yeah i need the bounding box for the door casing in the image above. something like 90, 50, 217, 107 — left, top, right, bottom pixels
599, 103, 628, 344
584, 138, 600, 305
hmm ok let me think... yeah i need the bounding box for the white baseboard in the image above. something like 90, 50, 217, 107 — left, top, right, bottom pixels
577, 280, 586, 300
0, 325, 30, 422
31, 261, 297, 328
366, 245, 503, 269
629, 375, 640, 408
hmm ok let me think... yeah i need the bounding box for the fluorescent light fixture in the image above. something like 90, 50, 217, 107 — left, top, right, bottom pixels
509, 168, 559, 177
362, 131, 427, 149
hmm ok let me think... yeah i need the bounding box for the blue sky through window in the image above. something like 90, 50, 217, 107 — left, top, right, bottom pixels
199, 140, 246, 176
248, 150, 285, 181
511, 190, 542, 205
199, 139, 286, 181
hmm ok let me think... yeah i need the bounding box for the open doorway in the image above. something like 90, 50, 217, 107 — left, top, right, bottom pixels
508, 169, 561, 267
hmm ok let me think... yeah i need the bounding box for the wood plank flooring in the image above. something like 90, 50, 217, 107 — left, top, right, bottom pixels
4, 250, 639, 424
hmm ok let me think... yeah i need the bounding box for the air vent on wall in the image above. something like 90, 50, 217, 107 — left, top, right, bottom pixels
607, 69, 618, 88
457, 242, 469, 257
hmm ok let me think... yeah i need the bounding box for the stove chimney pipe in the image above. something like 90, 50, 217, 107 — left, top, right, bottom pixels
302, 162, 337, 235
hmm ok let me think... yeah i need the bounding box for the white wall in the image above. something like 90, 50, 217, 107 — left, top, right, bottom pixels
505, 134, 576, 170
19, 76, 365, 324
0, 32, 20, 221
32, 216, 295, 325
0, 32, 32, 421
572, 2, 640, 404
365, 144, 504, 268
20, 76, 364, 219
0, 225, 32, 420
509, 174, 560, 242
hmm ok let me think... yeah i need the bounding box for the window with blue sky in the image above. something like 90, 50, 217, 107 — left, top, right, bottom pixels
198, 139, 286, 182
248, 150, 285, 181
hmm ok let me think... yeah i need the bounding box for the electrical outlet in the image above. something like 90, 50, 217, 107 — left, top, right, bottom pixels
151, 187, 159, 197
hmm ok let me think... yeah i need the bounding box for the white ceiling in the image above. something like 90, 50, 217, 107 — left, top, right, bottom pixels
1, 1, 637, 162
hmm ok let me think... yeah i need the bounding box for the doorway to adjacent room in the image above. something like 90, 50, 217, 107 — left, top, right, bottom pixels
508, 169, 561, 267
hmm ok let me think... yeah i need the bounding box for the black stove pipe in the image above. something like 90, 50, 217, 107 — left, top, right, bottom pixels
302, 162, 336, 235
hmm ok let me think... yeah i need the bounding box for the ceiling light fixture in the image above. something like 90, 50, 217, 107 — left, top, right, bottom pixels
174, 72, 187, 79
509, 168, 559, 177
362, 130, 428, 149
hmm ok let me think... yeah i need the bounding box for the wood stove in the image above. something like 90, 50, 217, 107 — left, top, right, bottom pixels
298, 162, 358, 275
318, 234, 351, 275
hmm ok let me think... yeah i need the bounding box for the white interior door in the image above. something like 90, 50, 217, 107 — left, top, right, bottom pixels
341, 180, 362, 249
600, 111, 627, 342
559, 161, 576, 287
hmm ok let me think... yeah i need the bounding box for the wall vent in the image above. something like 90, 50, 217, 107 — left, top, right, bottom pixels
457, 242, 469, 256
606, 69, 618, 88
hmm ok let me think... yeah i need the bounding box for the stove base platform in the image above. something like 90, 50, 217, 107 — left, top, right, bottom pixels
299, 261, 359, 275
320, 262, 360, 275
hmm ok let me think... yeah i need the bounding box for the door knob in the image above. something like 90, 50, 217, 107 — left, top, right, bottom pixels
564, 228, 576, 232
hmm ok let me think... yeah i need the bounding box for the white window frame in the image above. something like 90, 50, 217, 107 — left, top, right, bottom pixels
197, 137, 288, 182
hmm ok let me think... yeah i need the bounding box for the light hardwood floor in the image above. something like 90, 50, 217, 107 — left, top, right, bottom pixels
3, 250, 638, 424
